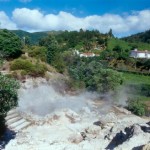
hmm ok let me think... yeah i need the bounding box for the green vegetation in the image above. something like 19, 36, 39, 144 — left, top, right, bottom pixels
123, 72, 150, 99
123, 29, 150, 44
0, 29, 22, 58
127, 98, 147, 116
68, 58, 123, 93
107, 38, 131, 50
11, 30, 49, 45
0, 74, 19, 135
0, 74, 19, 116
11, 30, 64, 45
107, 38, 150, 51
122, 72, 150, 116
27, 46, 47, 62
10, 58, 48, 77
55, 30, 107, 50
39, 34, 65, 72
123, 72, 150, 84
131, 42, 150, 50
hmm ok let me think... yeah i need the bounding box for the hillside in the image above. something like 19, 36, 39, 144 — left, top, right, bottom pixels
107, 38, 150, 50
11, 30, 63, 44
122, 29, 150, 44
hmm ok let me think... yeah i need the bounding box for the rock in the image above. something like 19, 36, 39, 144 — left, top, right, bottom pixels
142, 143, 150, 150
99, 112, 117, 125
68, 133, 83, 144
113, 106, 132, 115
86, 125, 101, 135
65, 109, 81, 123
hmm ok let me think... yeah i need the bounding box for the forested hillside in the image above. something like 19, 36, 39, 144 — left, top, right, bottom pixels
11, 30, 63, 44
122, 29, 150, 44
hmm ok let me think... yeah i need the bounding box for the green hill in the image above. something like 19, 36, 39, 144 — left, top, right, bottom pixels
11, 30, 63, 44
107, 38, 150, 51
122, 29, 150, 44
11, 30, 48, 44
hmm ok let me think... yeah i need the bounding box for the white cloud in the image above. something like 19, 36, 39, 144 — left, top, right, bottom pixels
1, 8, 150, 36
0, 11, 17, 29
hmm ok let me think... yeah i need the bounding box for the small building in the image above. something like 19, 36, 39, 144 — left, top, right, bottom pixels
80, 52, 96, 57
130, 49, 150, 59
73, 49, 99, 58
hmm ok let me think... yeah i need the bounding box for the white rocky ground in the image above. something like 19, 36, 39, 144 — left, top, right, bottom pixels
4, 78, 150, 150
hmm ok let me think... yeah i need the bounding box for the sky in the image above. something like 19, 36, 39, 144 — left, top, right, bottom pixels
0, 0, 150, 37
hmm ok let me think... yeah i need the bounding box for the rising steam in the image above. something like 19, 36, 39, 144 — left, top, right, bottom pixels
18, 84, 100, 116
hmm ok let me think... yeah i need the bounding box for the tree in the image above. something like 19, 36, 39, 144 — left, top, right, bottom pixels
108, 28, 114, 38
0, 29, 22, 58
69, 59, 123, 93
24, 36, 31, 45
39, 35, 59, 64
47, 36, 59, 64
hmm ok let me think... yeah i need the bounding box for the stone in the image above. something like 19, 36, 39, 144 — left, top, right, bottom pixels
68, 133, 83, 144
142, 143, 150, 150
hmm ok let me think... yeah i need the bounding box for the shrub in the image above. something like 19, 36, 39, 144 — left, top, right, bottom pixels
28, 46, 47, 62
21, 70, 28, 76
127, 98, 146, 116
10, 58, 48, 77
0, 74, 19, 116
10, 59, 33, 73
68, 59, 123, 93
29, 63, 47, 77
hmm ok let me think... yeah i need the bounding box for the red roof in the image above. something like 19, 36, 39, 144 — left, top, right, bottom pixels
82, 52, 94, 56
131, 50, 150, 54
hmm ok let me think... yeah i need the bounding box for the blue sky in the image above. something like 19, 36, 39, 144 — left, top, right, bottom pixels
0, 0, 150, 37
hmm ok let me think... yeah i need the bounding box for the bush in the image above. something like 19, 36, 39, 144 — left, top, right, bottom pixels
10, 58, 47, 77
127, 98, 146, 116
0, 74, 19, 116
10, 59, 33, 73
21, 70, 28, 76
68, 59, 123, 93
29, 63, 47, 77
28, 46, 47, 62
0, 74, 19, 137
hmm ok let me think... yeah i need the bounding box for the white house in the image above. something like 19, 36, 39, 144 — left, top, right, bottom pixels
130, 49, 150, 59
80, 52, 96, 57
74, 49, 99, 57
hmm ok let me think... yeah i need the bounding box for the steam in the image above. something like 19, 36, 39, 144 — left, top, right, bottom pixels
17, 78, 130, 117
18, 84, 100, 116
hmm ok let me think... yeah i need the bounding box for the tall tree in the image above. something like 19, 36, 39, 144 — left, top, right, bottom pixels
108, 28, 114, 38
39, 35, 59, 64
0, 29, 22, 58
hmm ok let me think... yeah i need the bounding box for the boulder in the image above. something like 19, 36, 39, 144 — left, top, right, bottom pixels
68, 133, 83, 144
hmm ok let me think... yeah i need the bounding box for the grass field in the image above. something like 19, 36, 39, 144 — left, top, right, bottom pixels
107, 38, 131, 50
123, 72, 150, 85
122, 72, 150, 101
107, 38, 150, 51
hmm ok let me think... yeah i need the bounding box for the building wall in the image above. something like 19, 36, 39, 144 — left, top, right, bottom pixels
137, 53, 146, 58
130, 50, 150, 59
147, 53, 150, 58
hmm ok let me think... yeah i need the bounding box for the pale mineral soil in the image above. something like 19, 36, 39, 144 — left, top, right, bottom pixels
3, 78, 150, 150
5, 109, 150, 150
